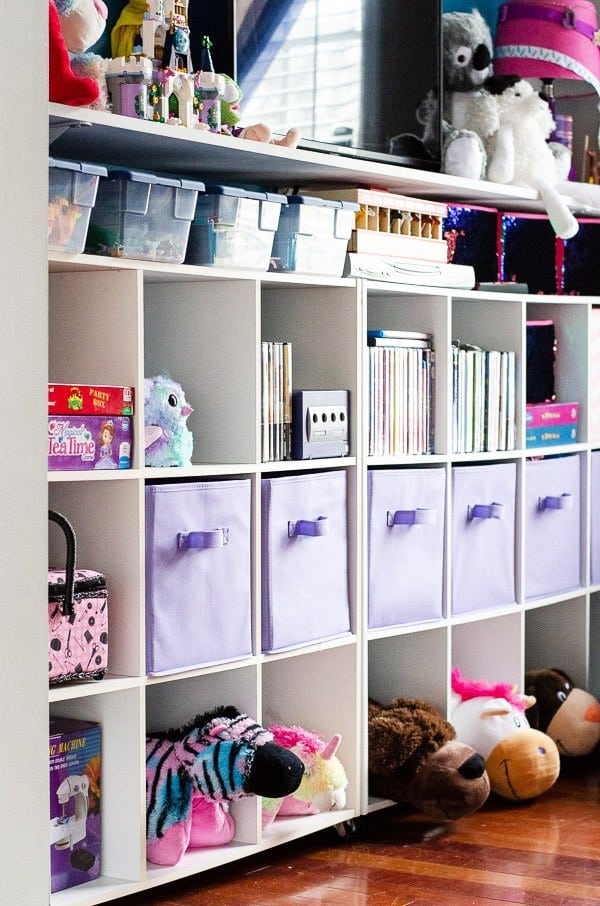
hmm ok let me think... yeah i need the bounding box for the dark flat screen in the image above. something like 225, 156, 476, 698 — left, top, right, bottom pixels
189, 0, 442, 170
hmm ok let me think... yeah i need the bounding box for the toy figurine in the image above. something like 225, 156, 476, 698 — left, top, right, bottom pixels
144, 375, 193, 467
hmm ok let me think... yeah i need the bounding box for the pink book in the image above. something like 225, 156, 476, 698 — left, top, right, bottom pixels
525, 401, 579, 428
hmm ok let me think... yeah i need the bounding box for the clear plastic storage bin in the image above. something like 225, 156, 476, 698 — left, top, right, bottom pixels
48, 158, 107, 254
270, 194, 359, 276
185, 184, 287, 270
85, 168, 204, 263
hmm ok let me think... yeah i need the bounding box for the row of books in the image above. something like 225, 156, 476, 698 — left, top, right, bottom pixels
263, 333, 567, 462
261, 340, 292, 462
367, 330, 434, 457
452, 343, 516, 454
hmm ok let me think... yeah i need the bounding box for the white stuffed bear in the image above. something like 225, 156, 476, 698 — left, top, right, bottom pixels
463, 75, 578, 239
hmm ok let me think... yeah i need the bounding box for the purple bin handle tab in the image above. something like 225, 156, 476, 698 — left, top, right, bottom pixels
288, 516, 329, 538
538, 493, 572, 511
467, 502, 504, 520
387, 508, 437, 527
177, 528, 230, 550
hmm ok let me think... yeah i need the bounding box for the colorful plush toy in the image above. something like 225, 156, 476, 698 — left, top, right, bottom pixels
451, 667, 561, 801
525, 667, 600, 757
144, 375, 194, 467
146, 707, 304, 865
367, 697, 490, 821
50, 0, 110, 108
49, 0, 101, 105
262, 725, 348, 827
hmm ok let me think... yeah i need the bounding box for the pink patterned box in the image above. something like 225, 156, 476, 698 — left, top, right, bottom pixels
48, 415, 133, 470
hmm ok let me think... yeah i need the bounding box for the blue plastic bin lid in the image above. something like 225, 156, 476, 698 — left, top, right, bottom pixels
201, 184, 287, 205
106, 167, 205, 192
48, 157, 107, 177
284, 194, 359, 211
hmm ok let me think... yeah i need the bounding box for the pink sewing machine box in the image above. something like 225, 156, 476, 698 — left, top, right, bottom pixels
48, 415, 133, 470
49, 717, 101, 893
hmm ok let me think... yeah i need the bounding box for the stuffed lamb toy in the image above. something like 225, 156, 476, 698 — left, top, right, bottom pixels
463, 75, 578, 239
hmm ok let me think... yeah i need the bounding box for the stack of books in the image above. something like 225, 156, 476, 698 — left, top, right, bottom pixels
367, 329, 434, 456
452, 343, 516, 453
525, 401, 579, 447
261, 340, 292, 461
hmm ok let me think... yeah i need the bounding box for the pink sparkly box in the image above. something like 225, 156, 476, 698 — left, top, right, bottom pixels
48, 415, 133, 471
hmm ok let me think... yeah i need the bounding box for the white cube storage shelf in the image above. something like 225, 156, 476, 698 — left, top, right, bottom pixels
524, 454, 582, 599
367, 467, 446, 628
45, 112, 600, 906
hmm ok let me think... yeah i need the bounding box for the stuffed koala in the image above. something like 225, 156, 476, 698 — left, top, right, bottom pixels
391, 10, 494, 178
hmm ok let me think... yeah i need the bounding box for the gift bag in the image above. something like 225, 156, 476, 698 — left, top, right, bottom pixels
48, 510, 108, 685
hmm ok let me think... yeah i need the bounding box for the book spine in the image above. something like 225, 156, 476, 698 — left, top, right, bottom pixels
526, 423, 578, 447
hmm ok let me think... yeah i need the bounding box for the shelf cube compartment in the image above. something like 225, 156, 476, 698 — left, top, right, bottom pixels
185, 184, 287, 270
86, 168, 204, 263
48, 158, 107, 254
591, 452, 600, 585
451, 462, 516, 615
145, 479, 252, 674
261, 470, 351, 651
524, 453, 581, 599
270, 195, 359, 276
367, 467, 446, 628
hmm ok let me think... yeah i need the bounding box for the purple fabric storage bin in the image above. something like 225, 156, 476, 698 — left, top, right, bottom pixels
261, 470, 350, 651
524, 454, 581, 599
145, 479, 252, 674
367, 467, 446, 628
591, 452, 600, 585
451, 462, 516, 615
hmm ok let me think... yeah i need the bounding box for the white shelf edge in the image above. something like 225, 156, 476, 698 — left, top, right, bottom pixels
49, 103, 548, 208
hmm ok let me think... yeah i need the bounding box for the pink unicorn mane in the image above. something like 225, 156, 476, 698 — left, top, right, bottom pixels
451, 667, 526, 711
269, 724, 324, 755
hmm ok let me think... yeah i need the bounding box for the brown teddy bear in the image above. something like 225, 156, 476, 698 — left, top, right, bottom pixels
368, 697, 490, 820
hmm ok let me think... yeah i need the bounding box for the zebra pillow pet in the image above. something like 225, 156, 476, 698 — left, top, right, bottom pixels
146, 706, 304, 865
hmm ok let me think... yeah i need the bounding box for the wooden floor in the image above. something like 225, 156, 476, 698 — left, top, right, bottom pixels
114, 754, 600, 905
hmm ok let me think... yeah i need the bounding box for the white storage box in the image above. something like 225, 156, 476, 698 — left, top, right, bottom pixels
48, 158, 106, 254
185, 184, 287, 270
270, 194, 359, 276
